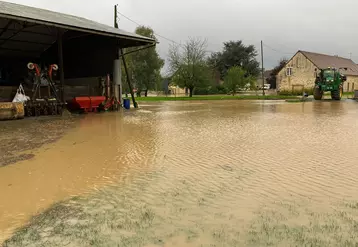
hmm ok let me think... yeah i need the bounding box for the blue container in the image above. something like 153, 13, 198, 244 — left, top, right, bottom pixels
123, 99, 130, 109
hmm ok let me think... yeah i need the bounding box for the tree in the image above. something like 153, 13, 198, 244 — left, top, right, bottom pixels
224, 66, 246, 95
168, 38, 213, 97
266, 58, 288, 89
154, 70, 163, 93
208, 41, 260, 79
246, 75, 258, 91
124, 26, 164, 97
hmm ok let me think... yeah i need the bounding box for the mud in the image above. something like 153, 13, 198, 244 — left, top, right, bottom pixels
0, 115, 77, 167
2, 100, 358, 246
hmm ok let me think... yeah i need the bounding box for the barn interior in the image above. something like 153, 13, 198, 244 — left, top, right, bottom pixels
0, 1, 155, 102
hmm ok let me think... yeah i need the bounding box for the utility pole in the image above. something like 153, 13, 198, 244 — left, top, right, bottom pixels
114, 5, 118, 28
113, 4, 122, 106
261, 40, 265, 96
114, 5, 137, 108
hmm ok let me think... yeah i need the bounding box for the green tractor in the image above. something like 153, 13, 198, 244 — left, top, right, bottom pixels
314, 67, 346, 100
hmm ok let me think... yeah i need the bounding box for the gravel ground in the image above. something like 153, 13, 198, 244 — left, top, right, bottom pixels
0, 113, 78, 167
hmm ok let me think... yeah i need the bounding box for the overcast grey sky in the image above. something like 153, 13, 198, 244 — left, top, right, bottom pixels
4, 0, 358, 70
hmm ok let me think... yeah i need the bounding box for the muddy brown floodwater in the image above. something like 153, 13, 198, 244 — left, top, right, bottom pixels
2, 100, 358, 246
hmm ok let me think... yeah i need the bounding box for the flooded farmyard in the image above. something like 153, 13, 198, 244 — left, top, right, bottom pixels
2, 100, 358, 246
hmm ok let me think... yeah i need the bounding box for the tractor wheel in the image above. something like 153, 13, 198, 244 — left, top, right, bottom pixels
314, 87, 323, 100
331, 87, 343, 100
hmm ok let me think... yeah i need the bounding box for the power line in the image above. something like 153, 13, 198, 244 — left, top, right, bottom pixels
116, 11, 141, 26
271, 42, 297, 52
116, 11, 181, 46
263, 43, 293, 55
262, 43, 294, 55
116, 10, 298, 59
116, 11, 216, 54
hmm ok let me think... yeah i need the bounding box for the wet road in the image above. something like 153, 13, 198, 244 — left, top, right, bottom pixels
2, 100, 358, 246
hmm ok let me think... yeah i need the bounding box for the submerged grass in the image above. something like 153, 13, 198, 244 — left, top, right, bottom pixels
247, 202, 358, 247
6, 196, 358, 246
3, 195, 160, 247
4, 167, 358, 247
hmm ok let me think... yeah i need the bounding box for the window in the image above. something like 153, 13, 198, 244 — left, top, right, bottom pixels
286, 67, 293, 76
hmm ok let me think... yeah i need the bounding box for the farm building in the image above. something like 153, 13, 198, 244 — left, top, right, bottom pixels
0, 1, 155, 103
277, 51, 358, 93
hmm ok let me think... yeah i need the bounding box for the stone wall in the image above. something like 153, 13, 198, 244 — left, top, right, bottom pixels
344, 76, 358, 92
277, 52, 317, 92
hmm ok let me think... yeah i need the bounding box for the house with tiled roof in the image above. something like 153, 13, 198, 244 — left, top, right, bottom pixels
277, 51, 358, 92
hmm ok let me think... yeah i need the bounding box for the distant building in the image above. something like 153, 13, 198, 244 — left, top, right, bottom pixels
277, 51, 358, 92
257, 70, 272, 88
168, 84, 187, 96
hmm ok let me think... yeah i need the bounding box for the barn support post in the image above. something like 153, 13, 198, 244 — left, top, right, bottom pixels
57, 28, 65, 103
113, 49, 122, 105
118, 49, 123, 103
120, 48, 137, 108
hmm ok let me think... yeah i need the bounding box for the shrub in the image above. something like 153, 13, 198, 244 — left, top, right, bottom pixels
194, 87, 209, 95
216, 85, 228, 94
194, 85, 228, 95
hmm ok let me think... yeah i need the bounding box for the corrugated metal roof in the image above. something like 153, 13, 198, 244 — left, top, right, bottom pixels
300, 51, 358, 76
0, 1, 155, 44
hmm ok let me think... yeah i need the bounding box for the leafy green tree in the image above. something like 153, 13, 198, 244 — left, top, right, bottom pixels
208, 41, 260, 79
123, 26, 164, 97
245, 75, 257, 90
154, 70, 163, 93
224, 66, 246, 95
168, 38, 213, 97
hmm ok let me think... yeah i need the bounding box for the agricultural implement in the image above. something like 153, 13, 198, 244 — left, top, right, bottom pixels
67, 96, 106, 113
25, 62, 64, 116
314, 67, 346, 100
66, 73, 120, 113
